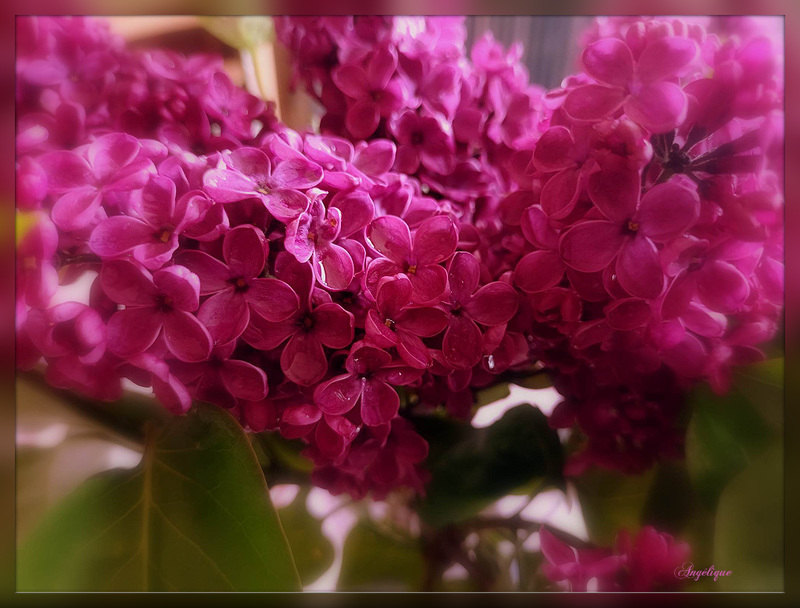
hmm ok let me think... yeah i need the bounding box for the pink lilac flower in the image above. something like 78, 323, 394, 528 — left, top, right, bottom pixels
443, 252, 519, 369
541, 525, 690, 591
100, 260, 213, 362
38, 133, 155, 231
178, 225, 299, 345
243, 253, 354, 386
564, 35, 698, 133
202, 147, 320, 222
315, 340, 425, 427
366, 214, 458, 303
559, 180, 700, 299
331, 46, 407, 139
285, 193, 355, 291
89, 175, 210, 269
365, 275, 448, 369
390, 110, 455, 175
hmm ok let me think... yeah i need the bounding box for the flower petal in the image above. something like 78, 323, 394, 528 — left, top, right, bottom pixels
107, 307, 161, 358
559, 220, 625, 272
624, 82, 687, 134
175, 250, 231, 295
396, 306, 448, 337
447, 251, 481, 305
637, 182, 700, 242
312, 302, 354, 348
408, 264, 448, 304
616, 236, 664, 299
466, 282, 519, 326
162, 310, 213, 362
51, 187, 102, 231
515, 251, 565, 293
541, 168, 582, 219
588, 168, 640, 223
367, 215, 412, 264
361, 378, 399, 426
582, 37, 635, 87
314, 243, 355, 292
564, 84, 626, 122
223, 224, 266, 278
153, 265, 201, 312
281, 331, 327, 386
636, 36, 698, 84
533, 126, 578, 172
314, 373, 362, 416
604, 298, 652, 330
197, 289, 250, 344
220, 359, 268, 401
696, 261, 750, 314
246, 278, 300, 322
413, 215, 458, 265
442, 316, 483, 370
271, 158, 323, 189
346, 100, 380, 139
100, 260, 157, 306
264, 188, 310, 222
89, 216, 154, 257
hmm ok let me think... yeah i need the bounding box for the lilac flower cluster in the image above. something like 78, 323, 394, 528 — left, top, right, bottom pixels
540, 525, 690, 591
16, 16, 525, 499
277, 16, 784, 475
16, 15, 784, 503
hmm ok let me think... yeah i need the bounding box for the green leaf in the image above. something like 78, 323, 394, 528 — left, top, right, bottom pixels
514, 371, 552, 390
714, 441, 783, 591
417, 404, 564, 527
18, 404, 301, 591
475, 382, 511, 407
686, 360, 781, 507
278, 489, 334, 586
338, 523, 424, 591
575, 467, 656, 546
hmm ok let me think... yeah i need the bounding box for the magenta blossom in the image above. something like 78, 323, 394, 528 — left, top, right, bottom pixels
365, 275, 448, 369
559, 180, 700, 299
331, 46, 407, 138
314, 341, 423, 426
390, 110, 455, 175
38, 133, 154, 231
443, 252, 518, 369
100, 260, 212, 362
564, 35, 698, 133
89, 175, 210, 269
203, 147, 321, 222
366, 214, 458, 303
171, 341, 268, 410
243, 253, 354, 386
177, 225, 299, 345
285, 194, 355, 291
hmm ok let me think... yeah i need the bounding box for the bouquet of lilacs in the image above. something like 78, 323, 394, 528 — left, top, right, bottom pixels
16, 15, 783, 592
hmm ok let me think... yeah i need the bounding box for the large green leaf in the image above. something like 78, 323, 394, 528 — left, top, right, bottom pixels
714, 441, 783, 591
277, 489, 334, 586
416, 404, 564, 527
338, 523, 424, 591
575, 467, 656, 546
686, 359, 781, 507
18, 404, 301, 591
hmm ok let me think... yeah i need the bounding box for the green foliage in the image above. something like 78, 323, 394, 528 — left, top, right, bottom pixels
416, 404, 564, 527
714, 442, 783, 591
575, 467, 656, 546
18, 404, 300, 591
686, 359, 782, 507
338, 523, 424, 591
277, 490, 334, 586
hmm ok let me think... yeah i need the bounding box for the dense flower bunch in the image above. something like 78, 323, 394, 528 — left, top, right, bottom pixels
277, 15, 784, 475
540, 525, 690, 591
15, 16, 526, 499
16, 15, 783, 502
